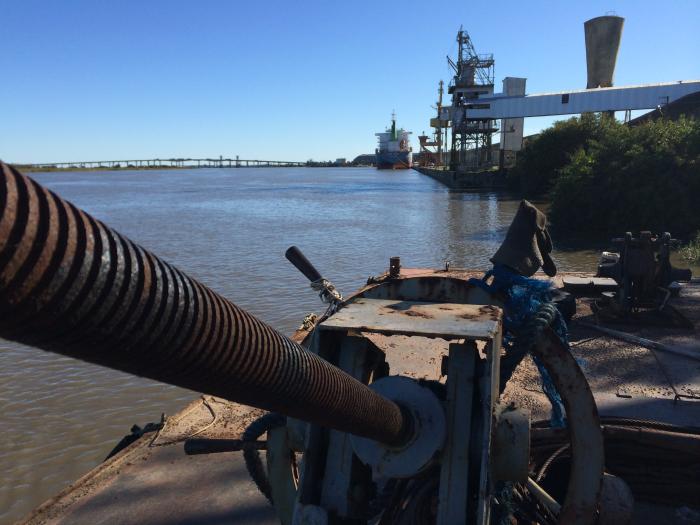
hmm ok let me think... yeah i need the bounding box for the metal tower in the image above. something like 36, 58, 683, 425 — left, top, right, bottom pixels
418, 80, 449, 167
447, 29, 498, 171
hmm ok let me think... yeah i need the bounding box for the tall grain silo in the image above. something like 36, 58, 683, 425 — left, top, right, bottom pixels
584, 15, 624, 88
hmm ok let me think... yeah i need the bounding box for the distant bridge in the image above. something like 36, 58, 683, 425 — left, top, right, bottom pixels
20, 156, 307, 170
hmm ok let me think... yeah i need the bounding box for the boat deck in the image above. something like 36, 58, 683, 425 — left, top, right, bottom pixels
503, 281, 700, 427
19, 270, 700, 524
21, 398, 277, 525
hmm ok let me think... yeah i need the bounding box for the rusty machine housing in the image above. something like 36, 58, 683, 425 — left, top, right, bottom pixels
289, 293, 508, 524
596, 232, 693, 326
269, 251, 605, 525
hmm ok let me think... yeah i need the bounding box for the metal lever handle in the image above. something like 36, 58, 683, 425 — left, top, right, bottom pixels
285, 246, 323, 282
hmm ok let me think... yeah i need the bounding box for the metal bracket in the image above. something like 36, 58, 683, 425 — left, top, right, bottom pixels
437, 341, 477, 525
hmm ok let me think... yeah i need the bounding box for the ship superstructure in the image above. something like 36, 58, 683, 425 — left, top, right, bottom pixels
375, 113, 413, 169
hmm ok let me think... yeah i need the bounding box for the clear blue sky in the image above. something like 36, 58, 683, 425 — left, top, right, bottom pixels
1, 0, 698, 164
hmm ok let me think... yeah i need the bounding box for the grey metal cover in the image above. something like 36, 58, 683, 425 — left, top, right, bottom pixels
321, 298, 502, 340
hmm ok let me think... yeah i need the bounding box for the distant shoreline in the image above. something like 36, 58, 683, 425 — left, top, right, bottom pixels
16, 164, 185, 173
13, 163, 365, 173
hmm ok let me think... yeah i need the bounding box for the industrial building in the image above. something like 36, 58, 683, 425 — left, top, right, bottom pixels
418, 16, 700, 175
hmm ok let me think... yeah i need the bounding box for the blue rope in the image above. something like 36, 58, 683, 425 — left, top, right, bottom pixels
468, 265, 568, 427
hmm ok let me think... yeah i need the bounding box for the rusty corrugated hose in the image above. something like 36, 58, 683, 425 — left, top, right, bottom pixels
0, 162, 405, 445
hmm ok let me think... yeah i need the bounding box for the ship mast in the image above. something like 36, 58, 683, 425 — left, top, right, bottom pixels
436, 80, 444, 164
418, 81, 448, 167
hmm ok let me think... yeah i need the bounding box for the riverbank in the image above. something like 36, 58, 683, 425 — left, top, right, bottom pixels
414, 162, 700, 274
509, 115, 700, 239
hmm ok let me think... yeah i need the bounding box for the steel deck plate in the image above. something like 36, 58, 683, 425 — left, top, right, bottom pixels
321, 298, 502, 340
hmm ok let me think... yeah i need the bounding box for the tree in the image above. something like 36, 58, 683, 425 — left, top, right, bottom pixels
548, 117, 700, 237
508, 114, 611, 196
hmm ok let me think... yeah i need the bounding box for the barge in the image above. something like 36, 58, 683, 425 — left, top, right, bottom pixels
16, 266, 700, 525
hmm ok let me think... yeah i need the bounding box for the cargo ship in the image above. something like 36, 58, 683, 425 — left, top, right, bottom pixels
375, 113, 412, 169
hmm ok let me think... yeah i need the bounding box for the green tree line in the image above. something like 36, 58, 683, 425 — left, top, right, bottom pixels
508, 114, 700, 238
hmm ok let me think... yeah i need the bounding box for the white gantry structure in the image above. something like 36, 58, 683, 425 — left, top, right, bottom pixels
453, 80, 700, 119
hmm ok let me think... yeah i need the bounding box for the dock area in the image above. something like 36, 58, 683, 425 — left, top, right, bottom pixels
18, 270, 700, 525
414, 167, 507, 190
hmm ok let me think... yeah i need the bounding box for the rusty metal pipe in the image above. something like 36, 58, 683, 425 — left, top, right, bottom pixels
0, 162, 405, 445
532, 329, 604, 525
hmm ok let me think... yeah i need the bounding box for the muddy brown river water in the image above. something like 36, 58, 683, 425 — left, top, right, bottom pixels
1, 167, 694, 523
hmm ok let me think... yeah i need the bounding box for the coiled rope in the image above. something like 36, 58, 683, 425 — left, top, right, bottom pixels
469, 265, 569, 427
